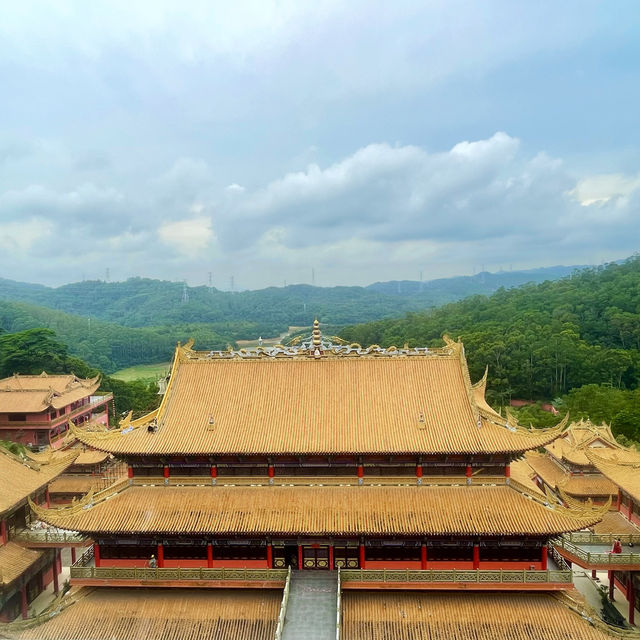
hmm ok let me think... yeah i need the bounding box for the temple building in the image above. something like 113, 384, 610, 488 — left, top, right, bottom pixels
526, 420, 624, 514
2, 326, 627, 639
29, 329, 600, 583
0, 374, 113, 450
0, 447, 76, 621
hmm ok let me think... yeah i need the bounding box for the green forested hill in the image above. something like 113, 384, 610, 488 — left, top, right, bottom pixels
0, 265, 580, 330
0, 300, 248, 372
340, 258, 640, 404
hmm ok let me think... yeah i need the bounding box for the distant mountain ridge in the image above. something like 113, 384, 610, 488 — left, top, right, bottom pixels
0, 264, 586, 330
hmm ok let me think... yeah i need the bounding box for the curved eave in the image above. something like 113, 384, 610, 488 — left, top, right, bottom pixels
31, 484, 604, 538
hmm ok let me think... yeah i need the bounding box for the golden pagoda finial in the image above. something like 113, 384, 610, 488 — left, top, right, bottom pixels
310, 318, 323, 358
312, 318, 322, 346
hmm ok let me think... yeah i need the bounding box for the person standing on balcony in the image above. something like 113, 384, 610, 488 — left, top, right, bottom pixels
148, 554, 157, 568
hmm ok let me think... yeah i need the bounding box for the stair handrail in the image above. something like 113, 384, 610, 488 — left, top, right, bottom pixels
274, 566, 292, 640
336, 567, 342, 640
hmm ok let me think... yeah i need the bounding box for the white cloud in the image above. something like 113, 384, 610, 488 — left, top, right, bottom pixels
157, 216, 215, 254
0, 217, 54, 252
571, 173, 640, 206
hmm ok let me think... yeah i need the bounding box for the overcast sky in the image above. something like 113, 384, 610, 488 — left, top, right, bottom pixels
1, 1, 639, 289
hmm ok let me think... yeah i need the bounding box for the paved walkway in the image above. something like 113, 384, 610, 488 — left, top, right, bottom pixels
572, 568, 638, 628
281, 571, 338, 640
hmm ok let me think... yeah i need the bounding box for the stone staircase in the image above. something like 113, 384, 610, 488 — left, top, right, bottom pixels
280, 571, 339, 640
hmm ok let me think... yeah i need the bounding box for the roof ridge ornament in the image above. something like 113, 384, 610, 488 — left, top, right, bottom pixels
311, 318, 323, 359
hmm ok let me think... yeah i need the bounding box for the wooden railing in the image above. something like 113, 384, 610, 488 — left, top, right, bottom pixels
14, 528, 88, 545
554, 536, 640, 566
130, 475, 514, 488
562, 532, 640, 546
70, 564, 289, 582
340, 567, 572, 584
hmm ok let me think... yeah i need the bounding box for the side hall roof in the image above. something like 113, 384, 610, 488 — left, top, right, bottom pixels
71, 338, 566, 457
525, 452, 616, 497
0, 373, 101, 413
546, 419, 622, 467
588, 448, 640, 504
0, 447, 77, 517
341, 591, 613, 640
4, 588, 280, 640
0, 542, 43, 587
31, 483, 603, 537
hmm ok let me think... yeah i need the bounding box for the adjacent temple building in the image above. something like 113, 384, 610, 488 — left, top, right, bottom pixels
2, 325, 628, 639
0, 374, 112, 450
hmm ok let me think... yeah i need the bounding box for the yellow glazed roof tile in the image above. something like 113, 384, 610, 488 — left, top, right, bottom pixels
33, 484, 601, 536
73, 342, 565, 456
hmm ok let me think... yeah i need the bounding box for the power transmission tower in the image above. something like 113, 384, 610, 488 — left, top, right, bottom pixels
208, 272, 213, 294
181, 281, 189, 304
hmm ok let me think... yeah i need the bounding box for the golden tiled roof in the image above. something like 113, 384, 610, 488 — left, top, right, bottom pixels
72, 341, 566, 456
0, 447, 77, 516
592, 511, 640, 535
341, 591, 611, 640
32, 484, 602, 536
71, 450, 110, 466
560, 475, 617, 498
0, 373, 100, 413
510, 458, 544, 495
525, 452, 616, 497
525, 452, 567, 487
0, 542, 43, 586
48, 475, 103, 495
546, 419, 621, 467
588, 449, 640, 504
10, 588, 280, 640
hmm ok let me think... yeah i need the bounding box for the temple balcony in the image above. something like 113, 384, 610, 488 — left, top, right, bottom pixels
554, 532, 640, 570
69, 547, 289, 589
340, 547, 571, 591
68, 546, 571, 590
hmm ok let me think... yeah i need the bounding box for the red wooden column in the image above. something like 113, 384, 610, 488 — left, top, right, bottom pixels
617, 489, 622, 511
629, 576, 635, 626
421, 544, 427, 570
359, 543, 366, 569
541, 546, 548, 570
127, 466, 134, 484
20, 585, 28, 619
163, 466, 170, 484
53, 551, 60, 594
609, 570, 615, 601
0, 519, 6, 545
505, 464, 511, 484
210, 465, 217, 485
71, 547, 77, 564
592, 570, 598, 579
473, 544, 480, 569
629, 498, 634, 522
357, 464, 364, 485
267, 543, 273, 569
157, 543, 164, 568
93, 543, 101, 568
45, 488, 50, 509
416, 464, 423, 484
207, 543, 214, 568
329, 545, 334, 570
298, 545, 303, 570
268, 464, 275, 484
465, 465, 473, 485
